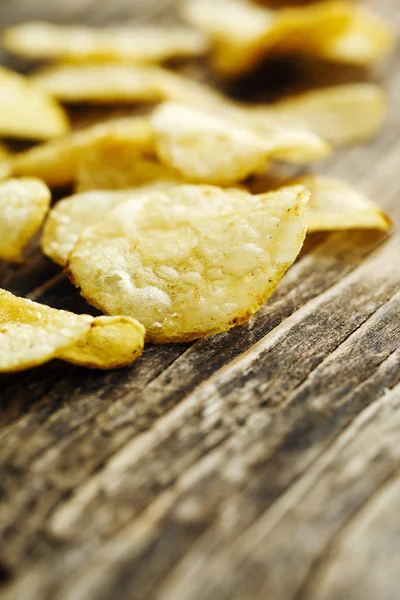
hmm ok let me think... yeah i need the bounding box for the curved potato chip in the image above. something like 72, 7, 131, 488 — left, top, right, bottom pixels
11, 116, 153, 187
0, 66, 69, 140
266, 3, 394, 65
150, 102, 329, 185
3, 22, 209, 64
75, 134, 179, 192
296, 174, 392, 232
321, 5, 395, 65
59, 315, 145, 369
29, 63, 229, 113
42, 183, 177, 266
29, 63, 209, 105
181, 0, 394, 76
66, 184, 309, 343
30, 63, 171, 104
0, 289, 92, 372
152, 103, 268, 184
0, 178, 51, 262
181, 80, 385, 149
0, 289, 145, 372
249, 84, 387, 147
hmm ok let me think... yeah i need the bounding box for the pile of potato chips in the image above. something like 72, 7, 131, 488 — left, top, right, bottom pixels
0, 0, 395, 371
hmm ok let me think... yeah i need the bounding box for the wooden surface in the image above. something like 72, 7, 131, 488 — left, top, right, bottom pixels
1, 1, 400, 599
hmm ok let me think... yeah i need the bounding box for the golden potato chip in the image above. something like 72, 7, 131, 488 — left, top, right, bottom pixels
42, 183, 177, 266
75, 134, 180, 192
151, 102, 268, 185
0, 66, 69, 140
296, 174, 392, 232
266, 3, 394, 65
0, 178, 51, 262
59, 315, 145, 369
181, 0, 394, 76
30, 63, 170, 104
150, 102, 329, 185
321, 5, 395, 65
30, 63, 211, 105
3, 22, 209, 64
0, 289, 92, 372
249, 84, 387, 147
11, 116, 153, 187
30, 60, 243, 116
66, 184, 309, 343
0, 289, 145, 372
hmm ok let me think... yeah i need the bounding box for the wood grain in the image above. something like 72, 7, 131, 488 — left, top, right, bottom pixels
0, 0, 400, 599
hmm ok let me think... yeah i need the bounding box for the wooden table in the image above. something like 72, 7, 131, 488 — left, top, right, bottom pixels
0, 1, 399, 599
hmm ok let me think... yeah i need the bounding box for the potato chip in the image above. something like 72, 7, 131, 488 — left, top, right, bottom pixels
0, 66, 69, 140
11, 116, 153, 187
0, 289, 92, 372
151, 102, 267, 185
3, 22, 209, 64
30, 63, 212, 105
66, 184, 309, 343
75, 134, 180, 192
191, 80, 385, 149
150, 102, 329, 185
181, 0, 394, 76
0, 289, 145, 372
42, 183, 177, 266
321, 5, 396, 66
295, 174, 392, 232
267, 3, 394, 65
0, 178, 51, 262
249, 84, 387, 147
59, 315, 145, 369
30, 63, 171, 104
149, 102, 268, 184
30, 60, 247, 118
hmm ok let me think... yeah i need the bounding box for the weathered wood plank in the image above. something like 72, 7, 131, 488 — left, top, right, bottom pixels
151, 385, 400, 600
0, 0, 400, 598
